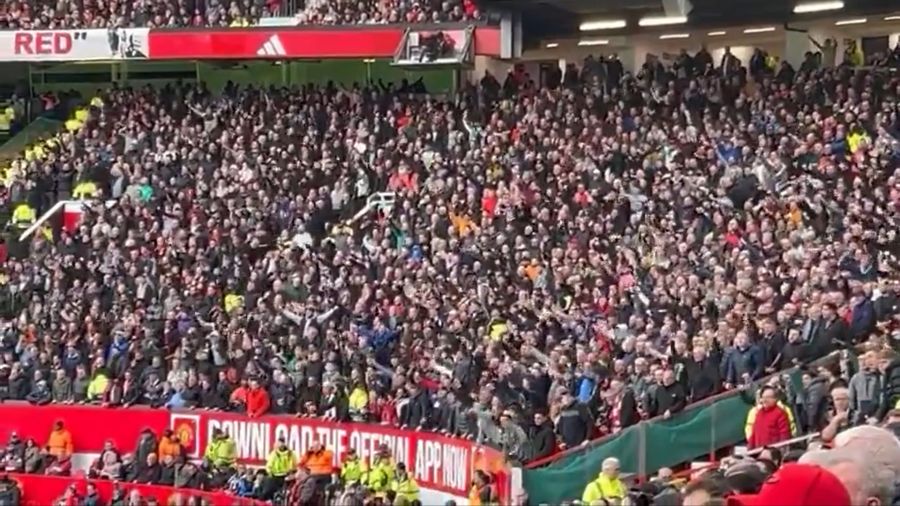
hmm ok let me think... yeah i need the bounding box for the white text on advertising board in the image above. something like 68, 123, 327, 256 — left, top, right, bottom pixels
207, 419, 469, 492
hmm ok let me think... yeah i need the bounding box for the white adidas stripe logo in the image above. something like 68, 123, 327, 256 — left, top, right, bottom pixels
256, 34, 286, 56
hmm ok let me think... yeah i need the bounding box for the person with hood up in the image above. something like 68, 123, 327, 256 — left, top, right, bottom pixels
133, 428, 158, 475
527, 412, 556, 462
746, 386, 792, 448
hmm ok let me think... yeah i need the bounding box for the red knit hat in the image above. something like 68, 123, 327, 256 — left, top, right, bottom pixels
727, 463, 851, 506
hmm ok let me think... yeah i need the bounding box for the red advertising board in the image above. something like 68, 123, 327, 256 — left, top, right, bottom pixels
0, 403, 510, 501
147, 26, 501, 60
0, 26, 501, 61
8, 473, 265, 506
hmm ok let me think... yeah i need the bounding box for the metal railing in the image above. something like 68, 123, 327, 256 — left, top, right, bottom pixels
526, 350, 847, 471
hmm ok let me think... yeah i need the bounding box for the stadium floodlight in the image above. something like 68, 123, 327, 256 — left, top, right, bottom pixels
578, 39, 610, 46
638, 15, 688, 27
545, 43, 559, 48
793, 1, 844, 14
579, 19, 627, 31
743, 26, 776, 33
707, 30, 727, 36
660, 33, 690, 39
834, 18, 866, 25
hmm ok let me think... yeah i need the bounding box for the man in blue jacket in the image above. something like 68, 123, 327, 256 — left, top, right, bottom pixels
724, 333, 764, 387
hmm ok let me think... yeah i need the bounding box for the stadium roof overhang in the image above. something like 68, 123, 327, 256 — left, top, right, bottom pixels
483, 0, 900, 43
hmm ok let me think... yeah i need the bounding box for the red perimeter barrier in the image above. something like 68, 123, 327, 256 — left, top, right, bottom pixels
0, 403, 510, 502
147, 26, 501, 60
6, 472, 264, 506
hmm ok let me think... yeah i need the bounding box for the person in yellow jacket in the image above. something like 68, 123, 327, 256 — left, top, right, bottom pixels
582, 457, 627, 504
389, 463, 419, 503
86, 369, 109, 401
266, 437, 297, 477
348, 383, 368, 422
340, 448, 365, 487
224, 293, 244, 314
263, 436, 297, 500
847, 129, 871, 154
73, 180, 98, 199
10, 203, 35, 229
365, 445, 395, 495
204, 428, 237, 471
744, 397, 797, 440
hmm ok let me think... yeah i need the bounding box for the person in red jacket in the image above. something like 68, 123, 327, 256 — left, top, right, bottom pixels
246, 378, 270, 418
748, 386, 792, 448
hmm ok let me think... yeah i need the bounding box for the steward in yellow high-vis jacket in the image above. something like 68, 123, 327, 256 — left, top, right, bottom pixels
340, 448, 364, 487
389, 463, 419, 503
365, 445, 395, 495
266, 439, 297, 478
11, 203, 35, 229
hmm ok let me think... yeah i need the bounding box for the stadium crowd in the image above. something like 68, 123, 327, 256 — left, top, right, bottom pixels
0, 0, 481, 29
0, 38, 899, 504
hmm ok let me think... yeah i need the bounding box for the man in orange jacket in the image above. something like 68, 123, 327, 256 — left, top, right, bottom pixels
298, 440, 334, 490
46, 420, 73, 458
